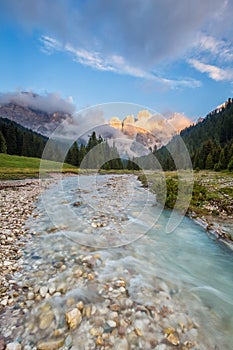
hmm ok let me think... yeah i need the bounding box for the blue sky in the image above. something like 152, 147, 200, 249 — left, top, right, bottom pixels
1, 0, 233, 122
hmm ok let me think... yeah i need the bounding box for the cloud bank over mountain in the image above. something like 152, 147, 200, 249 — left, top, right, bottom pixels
108, 109, 192, 149
0, 91, 75, 114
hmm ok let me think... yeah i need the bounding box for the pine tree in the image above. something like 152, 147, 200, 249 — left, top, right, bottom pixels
228, 158, 233, 171
217, 149, 227, 170
87, 131, 98, 152
79, 144, 87, 164
0, 130, 7, 153
206, 153, 214, 169
70, 142, 80, 166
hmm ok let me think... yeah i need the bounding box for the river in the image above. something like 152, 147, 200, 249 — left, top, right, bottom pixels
2, 174, 233, 349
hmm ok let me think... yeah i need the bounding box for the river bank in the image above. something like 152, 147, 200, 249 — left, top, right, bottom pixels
0, 179, 41, 310
138, 170, 233, 249
1, 174, 233, 349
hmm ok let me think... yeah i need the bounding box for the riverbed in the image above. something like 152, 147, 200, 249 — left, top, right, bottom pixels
1, 174, 233, 349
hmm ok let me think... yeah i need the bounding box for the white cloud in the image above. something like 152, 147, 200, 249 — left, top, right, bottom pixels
187, 32, 233, 82
39, 36, 62, 54
4, 0, 224, 67
188, 59, 233, 81
0, 91, 76, 114
5, 0, 233, 88
194, 34, 233, 62
40, 35, 201, 89
196, 35, 221, 55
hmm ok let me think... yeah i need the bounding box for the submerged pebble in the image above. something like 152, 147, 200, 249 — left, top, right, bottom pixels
0, 175, 231, 350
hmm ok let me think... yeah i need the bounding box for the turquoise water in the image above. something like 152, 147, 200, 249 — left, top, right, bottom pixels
25, 175, 233, 348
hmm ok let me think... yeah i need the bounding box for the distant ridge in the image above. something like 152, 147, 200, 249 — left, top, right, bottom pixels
0, 102, 72, 136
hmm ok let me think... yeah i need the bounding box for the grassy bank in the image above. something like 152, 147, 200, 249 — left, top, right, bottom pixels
98, 169, 142, 175
0, 153, 79, 180
138, 170, 233, 219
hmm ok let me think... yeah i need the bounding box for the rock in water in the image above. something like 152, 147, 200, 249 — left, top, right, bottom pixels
73, 201, 82, 207
107, 320, 117, 328
37, 339, 65, 350
39, 311, 54, 330
115, 338, 129, 350
39, 286, 48, 298
167, 333, 180, 346
0, 336, 5, 350
66, 308, 82, 330
5, 343, 21, 350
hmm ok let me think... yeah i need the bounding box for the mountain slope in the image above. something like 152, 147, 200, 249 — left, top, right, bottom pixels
0, 102, 72, 136
0, 117, 48, 158
157, 100, 233, 171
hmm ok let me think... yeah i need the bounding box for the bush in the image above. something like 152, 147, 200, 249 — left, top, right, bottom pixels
138, 174, 148, 187
191, 182, 207, 206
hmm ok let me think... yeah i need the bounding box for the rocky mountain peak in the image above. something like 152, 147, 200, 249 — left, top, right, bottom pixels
0, 102, 73, 136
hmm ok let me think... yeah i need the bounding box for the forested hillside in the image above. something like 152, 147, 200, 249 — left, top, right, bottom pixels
0, 117, 47, 157
0, 117, 127, 170
157, 101, 233, 171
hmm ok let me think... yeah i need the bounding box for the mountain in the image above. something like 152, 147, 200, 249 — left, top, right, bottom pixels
0, 102, 73, 136
109, 110, 191, 151
0, 92, 191, 154
0, 118, 125, 170
156, 98, 233, 171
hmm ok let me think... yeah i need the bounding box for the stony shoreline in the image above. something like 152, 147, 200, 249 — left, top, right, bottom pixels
186, 211, 233, 252
138, 171, 233, 251
0, 180, 41, 307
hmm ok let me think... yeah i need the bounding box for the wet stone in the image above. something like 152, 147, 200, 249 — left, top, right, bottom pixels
39, 286, 48, 298
65, 308, 82, 330
5, 343, 22, 350
39, 310, 54, 330
37, 338, 65, 350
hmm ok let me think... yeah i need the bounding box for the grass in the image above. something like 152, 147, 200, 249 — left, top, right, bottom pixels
138, 170, 233, 217
98, 169, 142, 175
0, 153, 79, 180
0, 153, 143, 179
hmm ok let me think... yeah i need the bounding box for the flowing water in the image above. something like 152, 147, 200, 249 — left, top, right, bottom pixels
2, 174, 233, 349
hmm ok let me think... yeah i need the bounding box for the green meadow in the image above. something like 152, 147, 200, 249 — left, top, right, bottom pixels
0, 153, 79, 180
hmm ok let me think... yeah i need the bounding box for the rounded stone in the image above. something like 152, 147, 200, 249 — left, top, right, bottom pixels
5, 343, 21, 350
66, 308, 82, 330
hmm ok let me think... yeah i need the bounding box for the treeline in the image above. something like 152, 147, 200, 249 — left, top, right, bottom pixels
0, 117, 141, 170
0, 117, 47, 157
65, 131, 141, 170
155, 102, 233, 171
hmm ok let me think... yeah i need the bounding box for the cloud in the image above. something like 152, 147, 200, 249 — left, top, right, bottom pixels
188, 59, 233, 81
2, 0, 227, 86
39, 36, 62, 54
166, 112, 192, 132
0, 91, 76, 114
109, 109, 192, 148
193, 33, 233, 63
40, 35, 201, 89
186, 30, 233, 82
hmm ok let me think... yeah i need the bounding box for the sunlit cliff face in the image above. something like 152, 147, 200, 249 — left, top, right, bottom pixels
109, 110, 192, 147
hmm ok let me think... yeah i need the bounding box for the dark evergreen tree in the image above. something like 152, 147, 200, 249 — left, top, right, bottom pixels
70, 142, 80, 166
0, 117, 47, 157
205, 153, 214, 170
0, 130, 7, 153
154, 101, 233, 171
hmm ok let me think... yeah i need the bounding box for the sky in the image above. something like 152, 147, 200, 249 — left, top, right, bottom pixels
1, 0, 233, 122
